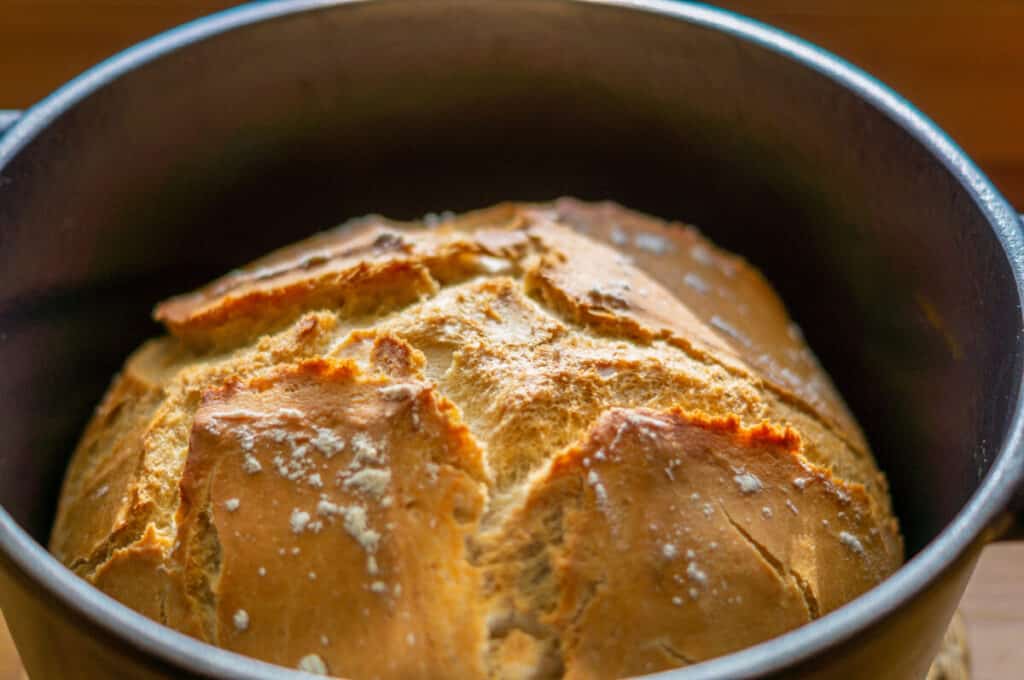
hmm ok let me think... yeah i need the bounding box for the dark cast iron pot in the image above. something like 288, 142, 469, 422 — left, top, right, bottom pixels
1, 1, 1022, 678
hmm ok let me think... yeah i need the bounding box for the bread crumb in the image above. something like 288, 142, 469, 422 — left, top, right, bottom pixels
233, 609, 249, 632
224, 498, 240, 512
297, 653, 328, 675
290, 509, 311, 534
733, 472, 763, 494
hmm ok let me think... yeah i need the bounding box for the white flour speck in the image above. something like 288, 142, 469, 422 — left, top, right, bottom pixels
343, 468, 391, 500
691, 244, 713, 265
242, 454, 262, 474
839, 531, 866, 555
710, 315, 750, 347
687, 561, 708, 585
297, 653, 328, 675
342, 505, 381, 553
233, 609, 249, 632
734, 472, 764, 494
683, 272, 709, 294
290, 509, 311, 534
634, 232, 670, 254
317, 499, 341, 517
224, 498, 240, 512
350, 433, 383, 467
311, 428, 345, 458
235, 425, 256, 452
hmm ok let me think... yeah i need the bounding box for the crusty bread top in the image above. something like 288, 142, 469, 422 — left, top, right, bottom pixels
51, 199, 902, 679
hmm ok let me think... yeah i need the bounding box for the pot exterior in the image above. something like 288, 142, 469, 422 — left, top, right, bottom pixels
0, 553, 203, 680
0, 538, 986, 680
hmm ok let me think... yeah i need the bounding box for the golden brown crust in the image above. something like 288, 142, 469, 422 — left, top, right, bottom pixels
52, 199, 903, 678
478, 409, 898, 679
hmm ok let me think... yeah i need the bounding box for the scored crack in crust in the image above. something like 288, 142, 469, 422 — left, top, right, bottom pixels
50, 198, 903, 679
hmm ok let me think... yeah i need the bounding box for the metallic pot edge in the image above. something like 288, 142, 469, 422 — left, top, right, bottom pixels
1, 1, 1022, 678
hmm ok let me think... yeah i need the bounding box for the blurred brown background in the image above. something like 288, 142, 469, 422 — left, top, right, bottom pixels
0, 2, 1022, 680
2, 0, 1024, 206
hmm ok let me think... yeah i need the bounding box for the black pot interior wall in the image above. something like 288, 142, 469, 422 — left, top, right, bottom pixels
1, 0, 1020, 558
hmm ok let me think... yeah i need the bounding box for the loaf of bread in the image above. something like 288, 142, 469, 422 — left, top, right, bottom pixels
51, 199, 902, 679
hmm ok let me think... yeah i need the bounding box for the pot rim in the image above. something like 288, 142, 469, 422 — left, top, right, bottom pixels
2, 1, 1022, 678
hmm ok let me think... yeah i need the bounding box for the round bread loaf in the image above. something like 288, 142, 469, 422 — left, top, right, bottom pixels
50, 199, 903, 679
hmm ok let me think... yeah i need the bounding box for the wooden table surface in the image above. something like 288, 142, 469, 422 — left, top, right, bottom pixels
1, 2, 1022, 679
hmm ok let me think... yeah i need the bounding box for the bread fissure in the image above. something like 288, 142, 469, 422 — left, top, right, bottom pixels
184, 504, 222, 643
